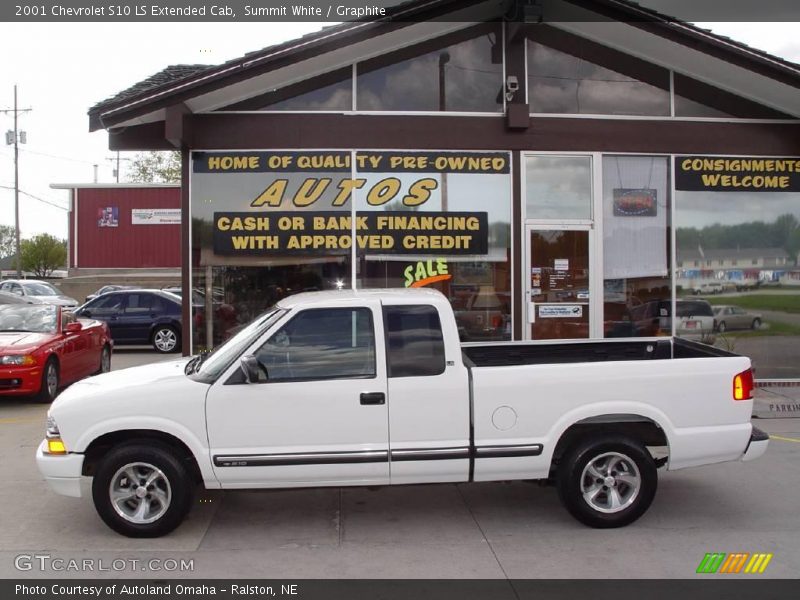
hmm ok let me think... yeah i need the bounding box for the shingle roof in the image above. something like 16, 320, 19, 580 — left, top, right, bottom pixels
91, 64, 213, 111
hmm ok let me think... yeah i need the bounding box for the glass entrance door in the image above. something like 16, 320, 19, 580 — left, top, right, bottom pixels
526, 228, 590, 340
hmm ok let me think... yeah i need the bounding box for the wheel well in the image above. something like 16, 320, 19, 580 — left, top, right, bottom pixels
550, 416, 668, 478
81, 430, 202, 483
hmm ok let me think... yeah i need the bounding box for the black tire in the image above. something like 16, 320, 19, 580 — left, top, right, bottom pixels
717, 321, 727, 333
92, 442, 193, 538
33, 358, 59, 404
751, 318, 761, 330
152, 325, 180, 354
94, 344, 112, 375
556, 435, 657, 528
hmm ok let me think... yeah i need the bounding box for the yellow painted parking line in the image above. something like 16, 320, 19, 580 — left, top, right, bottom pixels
770, 434, 800, 443
0, 417, 42, 424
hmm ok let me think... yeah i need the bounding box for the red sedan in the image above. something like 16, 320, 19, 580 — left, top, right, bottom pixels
0, 304, 112, 403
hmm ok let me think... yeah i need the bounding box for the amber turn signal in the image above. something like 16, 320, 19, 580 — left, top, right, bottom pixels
46, 438, 67, 454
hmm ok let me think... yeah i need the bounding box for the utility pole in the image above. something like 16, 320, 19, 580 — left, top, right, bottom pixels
106, 152, 132, 182
2, 85, 32, 277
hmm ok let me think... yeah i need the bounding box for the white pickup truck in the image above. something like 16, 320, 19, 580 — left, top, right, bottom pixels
37, 289, 768, 537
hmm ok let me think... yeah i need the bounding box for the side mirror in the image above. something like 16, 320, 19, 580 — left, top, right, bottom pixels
80, 310, 91, 318
240, 355, 263, 384
65, 322, 83, 334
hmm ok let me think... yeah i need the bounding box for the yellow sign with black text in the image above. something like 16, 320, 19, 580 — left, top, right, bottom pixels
675, 156, 800, 192
213, 211, 489, 256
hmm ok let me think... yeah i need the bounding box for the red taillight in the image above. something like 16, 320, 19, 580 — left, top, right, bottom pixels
733, 368, 754, 401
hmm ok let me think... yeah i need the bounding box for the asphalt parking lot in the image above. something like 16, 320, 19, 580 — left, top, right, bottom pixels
0, 349, 798, 579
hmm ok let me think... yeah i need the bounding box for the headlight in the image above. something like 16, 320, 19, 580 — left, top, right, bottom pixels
0, 355, 36, 366
45, 415, 67, 454
46, 415, 60, 438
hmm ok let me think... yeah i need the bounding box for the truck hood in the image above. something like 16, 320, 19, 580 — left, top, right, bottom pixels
52, 357, 195, 413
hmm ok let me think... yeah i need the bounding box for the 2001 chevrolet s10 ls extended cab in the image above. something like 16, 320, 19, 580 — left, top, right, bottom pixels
37, 289, 768, 537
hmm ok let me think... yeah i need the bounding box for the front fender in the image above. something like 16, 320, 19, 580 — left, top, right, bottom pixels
73, 416, 218, 487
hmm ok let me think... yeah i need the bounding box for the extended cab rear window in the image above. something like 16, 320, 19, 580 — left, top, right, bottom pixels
383, 305, 445, 377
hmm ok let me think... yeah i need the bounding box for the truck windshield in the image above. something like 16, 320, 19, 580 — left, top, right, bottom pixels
188, 308, 285, 382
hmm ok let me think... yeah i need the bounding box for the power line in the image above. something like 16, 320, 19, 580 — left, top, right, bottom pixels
19, 147, 102, 166
0, 185, 68, 210
0, 145, 107, 168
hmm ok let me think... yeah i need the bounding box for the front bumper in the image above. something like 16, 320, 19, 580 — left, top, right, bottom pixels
741, 427, 769, 462
36, 440, 84, 497
0, 365, 41, 396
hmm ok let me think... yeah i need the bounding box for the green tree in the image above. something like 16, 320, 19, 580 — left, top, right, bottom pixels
128, 151, 181, 183
0, 224, 17, 258
19, 234, 67, 277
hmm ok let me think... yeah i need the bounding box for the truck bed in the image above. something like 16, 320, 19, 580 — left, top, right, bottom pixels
462, 337, 737, 368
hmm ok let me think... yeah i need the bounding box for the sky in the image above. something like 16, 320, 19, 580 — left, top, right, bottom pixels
0, 21, 798, 242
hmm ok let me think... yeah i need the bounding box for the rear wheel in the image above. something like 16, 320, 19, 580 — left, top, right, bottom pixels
557, 435, 657, 528
92, 443, 193, 537
717, 321, 727, 333
152, 326, 180, 353
751, 318, 761, 330
33, 359, 59, 404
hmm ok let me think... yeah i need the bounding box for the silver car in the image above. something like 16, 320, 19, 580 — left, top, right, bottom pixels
0, 279, 79, 309
713, 305, 762, 332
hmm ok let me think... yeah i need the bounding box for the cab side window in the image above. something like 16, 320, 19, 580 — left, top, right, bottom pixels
255, 308, 375, 382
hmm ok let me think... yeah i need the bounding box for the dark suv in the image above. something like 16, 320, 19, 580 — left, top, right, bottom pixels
74, 290, 182, 353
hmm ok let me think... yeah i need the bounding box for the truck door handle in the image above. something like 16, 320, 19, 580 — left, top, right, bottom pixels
360, 392, 385, 405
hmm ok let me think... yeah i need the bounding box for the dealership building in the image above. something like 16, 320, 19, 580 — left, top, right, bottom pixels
88, 0, 800, 378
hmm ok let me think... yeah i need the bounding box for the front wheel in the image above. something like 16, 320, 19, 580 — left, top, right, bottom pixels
752, 318, 761, 330
717, 321, 727, 333
33, 359, 59, 403
557, 435, 657, 528
92, 443, 193, 537
152, 326, 180, 353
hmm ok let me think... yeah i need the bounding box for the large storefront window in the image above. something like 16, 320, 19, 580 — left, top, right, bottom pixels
353, 151, 512, 341
190, 152, 353, 350
675, 155, 800, 379
602, 156, 671, 338
190, 150, 512, 351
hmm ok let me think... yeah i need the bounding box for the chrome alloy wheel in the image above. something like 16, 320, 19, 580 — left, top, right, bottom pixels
154, 329, 177, 352
580, 452, 641, 514
109, 462, 172, 524
45, 363, 58, 398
